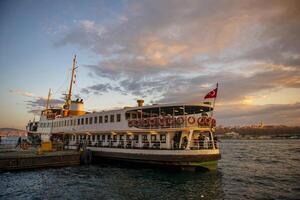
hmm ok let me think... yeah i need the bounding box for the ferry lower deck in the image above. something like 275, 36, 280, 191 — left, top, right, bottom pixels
61, 129, 221, 170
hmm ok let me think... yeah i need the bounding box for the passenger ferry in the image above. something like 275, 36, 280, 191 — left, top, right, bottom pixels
27, 56, 221, 171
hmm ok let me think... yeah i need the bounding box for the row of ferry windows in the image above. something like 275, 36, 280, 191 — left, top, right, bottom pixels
71, 134, 167, 143
40, 114, 121, 128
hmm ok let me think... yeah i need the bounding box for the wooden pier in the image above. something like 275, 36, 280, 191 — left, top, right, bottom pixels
0, 149, 80, 171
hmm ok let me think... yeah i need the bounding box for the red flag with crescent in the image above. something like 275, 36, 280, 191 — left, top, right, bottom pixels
204, 87, 218, 99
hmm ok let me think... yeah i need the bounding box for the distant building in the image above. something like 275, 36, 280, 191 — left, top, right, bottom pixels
225, 132, 240, 138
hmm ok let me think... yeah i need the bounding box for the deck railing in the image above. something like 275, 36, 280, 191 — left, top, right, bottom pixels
70, 139, 219, 150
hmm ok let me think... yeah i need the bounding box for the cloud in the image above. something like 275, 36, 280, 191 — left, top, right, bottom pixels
54, 0, 300, 125
9, 89, 35, 98
25, 97, 64, 115
216, 102, 300, 126
9, 88, 65, 115
81, 83, 124, 95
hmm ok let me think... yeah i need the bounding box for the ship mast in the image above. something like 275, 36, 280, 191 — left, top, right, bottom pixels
66, 55, 77, 109
45, 88, 51, 115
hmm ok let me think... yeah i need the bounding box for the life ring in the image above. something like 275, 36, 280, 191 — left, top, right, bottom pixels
204, 117, 211, 126
149, 118, 157, 126
197, 117, 205, 126
176, 117, 184, 125
143, 118, 150, 126
133, 120, 139, 127
128, 120, 133, 127
158, 117, 165, 126
165, 117, 172, 125
187, 116, 196, 124
212, 118, 216, 127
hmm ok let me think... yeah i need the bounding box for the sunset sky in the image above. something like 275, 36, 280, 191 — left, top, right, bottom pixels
0, 0, 299, 129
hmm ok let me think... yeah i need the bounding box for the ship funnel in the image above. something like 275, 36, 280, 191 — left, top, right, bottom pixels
137, 99, 144, 107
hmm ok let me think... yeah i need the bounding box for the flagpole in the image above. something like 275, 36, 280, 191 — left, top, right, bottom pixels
209, 83, 218, 149
211, 83, 218, 119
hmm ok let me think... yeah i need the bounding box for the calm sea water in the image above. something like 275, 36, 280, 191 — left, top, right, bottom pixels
0, 139, 299, 200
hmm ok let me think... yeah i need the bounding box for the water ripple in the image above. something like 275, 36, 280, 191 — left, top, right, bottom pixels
1, 139, 300, 200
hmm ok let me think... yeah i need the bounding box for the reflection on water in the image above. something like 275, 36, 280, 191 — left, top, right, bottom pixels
1, 139, 300, 200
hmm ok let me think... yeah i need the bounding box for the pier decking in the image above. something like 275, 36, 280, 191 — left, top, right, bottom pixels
0, 149, 80, 171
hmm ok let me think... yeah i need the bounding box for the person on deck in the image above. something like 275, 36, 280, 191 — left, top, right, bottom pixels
15, 137, 22, 148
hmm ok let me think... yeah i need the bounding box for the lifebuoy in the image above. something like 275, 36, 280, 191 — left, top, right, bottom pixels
149, 118, 157, 126
176, 117, 184, 125
133, 120, 139, 127
158, 117, 165, 126
128, 120, 133, 127
142, 118, 150, 126
206, 117, 213, 126
165, 117, 172, 125
187, 116, 196, 124
212, 118, 216, 127
197, 117, 205, 126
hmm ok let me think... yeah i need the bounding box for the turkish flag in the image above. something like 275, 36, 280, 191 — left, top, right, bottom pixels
204, 87, 218, 99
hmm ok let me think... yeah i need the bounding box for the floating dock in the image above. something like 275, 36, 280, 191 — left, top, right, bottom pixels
0, 149, 80, 171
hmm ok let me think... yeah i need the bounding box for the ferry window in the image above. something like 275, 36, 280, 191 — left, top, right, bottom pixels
88, 135, 91, 141
99, 116, 103, 123
102, 135, 105, 141
78, 119, 80, 125
117, 114, 121, 122
110, 115, 114, 123
81, 118, 84, 125
73, 119, 76, 126
70, 120, 73, 126
113, 135, 117, 141
151, 135, 157, 142
94, 116, 98, 124
126, 135, 131, 140
105, 115, 108, 123
65, 121, 67, 126
133, 135, 138, 141
160, 134, 166, 143
108, 135, 111, 140
97, 135, 100, 141
85, 118, 88, 124
120, 135, 124, 140
142, 135, 148, 142
92, 135, 95, 141
89, 117, 92, 124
